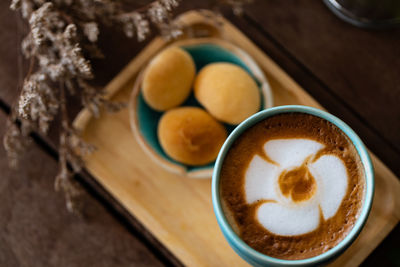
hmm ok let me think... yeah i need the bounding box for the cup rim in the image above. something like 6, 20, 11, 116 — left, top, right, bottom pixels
212, 105, 374, 266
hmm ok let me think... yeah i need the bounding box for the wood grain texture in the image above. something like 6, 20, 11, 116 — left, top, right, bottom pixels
0, 111, 164, 267
73, 12, 400, 267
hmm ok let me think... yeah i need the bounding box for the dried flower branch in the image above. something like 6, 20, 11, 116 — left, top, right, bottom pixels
5, 0, 252, 211
6, 0, 183, 211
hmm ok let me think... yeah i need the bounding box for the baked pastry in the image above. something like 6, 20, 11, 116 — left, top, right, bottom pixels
142, 47, 196, 111
194, 63, 260, 124
158, 107, 227, 166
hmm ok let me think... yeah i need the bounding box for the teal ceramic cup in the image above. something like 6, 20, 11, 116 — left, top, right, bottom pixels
212, 105, 374, 266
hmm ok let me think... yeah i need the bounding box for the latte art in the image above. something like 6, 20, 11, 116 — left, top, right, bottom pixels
220, 113, 365, 260
245, 139, 348, 236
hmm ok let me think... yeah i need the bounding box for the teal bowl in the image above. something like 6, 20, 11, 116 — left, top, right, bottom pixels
129, 38, 273, 178
212, 105, 374, 266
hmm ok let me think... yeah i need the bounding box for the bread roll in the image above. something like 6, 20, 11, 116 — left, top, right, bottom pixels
142, 47, 195, 111
194, 63, 260, 124
158, 107, 227, 166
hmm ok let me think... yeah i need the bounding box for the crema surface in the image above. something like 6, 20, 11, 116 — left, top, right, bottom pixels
220, 113, 365, 260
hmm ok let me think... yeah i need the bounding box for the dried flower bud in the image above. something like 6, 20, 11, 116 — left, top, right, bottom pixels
119, 12, 150, 42
119, 14, 135, 38
83, 22, 99, 42
18, 73, 59, 133
148, 1, 168, 24
132, 12, 150, 42
10, 0, 21, 11
63, 24, 78, 42
29, 2, 53, 46
160, 0, 180, 11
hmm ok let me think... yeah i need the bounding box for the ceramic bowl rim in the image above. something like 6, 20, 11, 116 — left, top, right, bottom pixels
129, 37, 274, 178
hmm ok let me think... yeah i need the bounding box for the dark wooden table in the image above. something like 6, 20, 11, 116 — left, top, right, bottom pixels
1, 1, 399, 266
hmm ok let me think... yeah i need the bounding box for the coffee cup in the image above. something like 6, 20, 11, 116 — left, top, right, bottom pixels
212, 105, 374, 266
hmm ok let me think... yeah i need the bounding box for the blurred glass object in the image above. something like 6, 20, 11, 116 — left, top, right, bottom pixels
323, 0, 400, 28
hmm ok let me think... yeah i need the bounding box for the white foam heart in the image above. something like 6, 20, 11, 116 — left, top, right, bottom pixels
264, 139, 324, 169
245, 155, 279, 203
309, 155, 348, 220
257, 202, 320, 236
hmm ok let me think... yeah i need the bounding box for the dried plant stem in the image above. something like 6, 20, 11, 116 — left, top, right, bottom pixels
55, 81, 82, 212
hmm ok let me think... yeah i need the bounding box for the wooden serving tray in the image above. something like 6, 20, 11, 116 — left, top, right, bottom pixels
73, 11, 400, 267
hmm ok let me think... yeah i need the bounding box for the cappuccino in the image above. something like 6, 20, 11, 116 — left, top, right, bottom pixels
220, 113, 365, 260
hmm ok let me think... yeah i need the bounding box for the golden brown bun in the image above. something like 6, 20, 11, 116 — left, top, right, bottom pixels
158, 107, 227, 166
194, 63, 260, 125
142, 47, 196, 111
